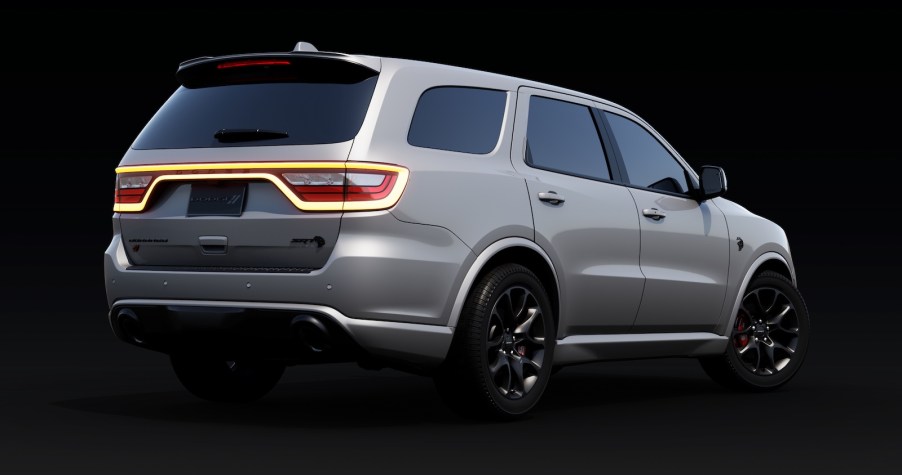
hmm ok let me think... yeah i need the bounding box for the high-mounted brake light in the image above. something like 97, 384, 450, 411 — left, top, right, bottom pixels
113, 162, 409, 213
216, 59, 292, 69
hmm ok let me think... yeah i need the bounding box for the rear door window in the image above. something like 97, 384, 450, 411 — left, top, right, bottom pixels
526, 96, 611, 181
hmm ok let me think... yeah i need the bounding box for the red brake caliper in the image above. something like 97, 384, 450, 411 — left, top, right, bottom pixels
734, 314, 750, 348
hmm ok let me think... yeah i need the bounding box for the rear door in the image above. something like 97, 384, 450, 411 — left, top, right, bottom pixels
600, 110, 730, 332
511, 88, 644, 336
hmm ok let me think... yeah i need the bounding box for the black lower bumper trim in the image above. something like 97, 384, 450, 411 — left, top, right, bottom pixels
109, 304, 359, 364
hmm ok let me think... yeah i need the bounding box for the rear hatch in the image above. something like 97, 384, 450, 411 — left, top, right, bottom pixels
116, 53, 380, 271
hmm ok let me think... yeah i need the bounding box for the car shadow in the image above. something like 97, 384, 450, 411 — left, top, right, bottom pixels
52, 365, 729, 428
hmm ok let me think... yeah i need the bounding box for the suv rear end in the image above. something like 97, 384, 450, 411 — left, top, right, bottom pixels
105, 46, 491, 378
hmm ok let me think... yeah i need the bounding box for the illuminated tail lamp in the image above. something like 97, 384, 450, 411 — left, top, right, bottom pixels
113, 163, 408, 213
282, 171, 346, 202
346, 172, 399, 202
282, 170, 400, 203
114, 174, 155, 204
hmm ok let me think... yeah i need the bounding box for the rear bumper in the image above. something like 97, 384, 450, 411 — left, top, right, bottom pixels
104, 211, 469, 371
109, 299, 453, 371
105, 211, 475, 327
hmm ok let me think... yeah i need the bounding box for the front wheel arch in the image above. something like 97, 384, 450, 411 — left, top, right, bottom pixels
753, 258, 793, 283
719, 252, 794, 336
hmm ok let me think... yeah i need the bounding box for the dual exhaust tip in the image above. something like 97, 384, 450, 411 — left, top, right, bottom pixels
114, 308, 333, 353
290, 314, 332, 353
115, 308, 146, 345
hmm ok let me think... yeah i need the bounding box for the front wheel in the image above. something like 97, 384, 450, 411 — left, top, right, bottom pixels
700, 271, 810, 390
171, 355, 285, 403
435, 264, 555, 419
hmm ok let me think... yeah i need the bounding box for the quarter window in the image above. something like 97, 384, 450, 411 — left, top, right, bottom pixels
407, 87, 506, 154
526, 96, 610, 180
605, 112, 689, 194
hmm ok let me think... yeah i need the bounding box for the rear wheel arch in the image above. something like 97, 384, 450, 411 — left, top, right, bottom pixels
448, 239, 559, 336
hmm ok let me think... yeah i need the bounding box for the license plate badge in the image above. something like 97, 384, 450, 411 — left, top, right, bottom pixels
187, 182, 247, 217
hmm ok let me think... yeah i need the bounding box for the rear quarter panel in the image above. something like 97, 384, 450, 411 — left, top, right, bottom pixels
350, 61, 534, 253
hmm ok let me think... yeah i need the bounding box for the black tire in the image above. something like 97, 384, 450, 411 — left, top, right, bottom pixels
435, 263, 555, 419
170, 354, 285, 403
700, 271, 810, 390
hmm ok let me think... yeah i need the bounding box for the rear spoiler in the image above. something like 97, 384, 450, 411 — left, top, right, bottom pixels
176, 51, 380, 88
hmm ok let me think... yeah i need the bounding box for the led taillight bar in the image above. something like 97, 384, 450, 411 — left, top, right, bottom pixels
113, 162, 409, 213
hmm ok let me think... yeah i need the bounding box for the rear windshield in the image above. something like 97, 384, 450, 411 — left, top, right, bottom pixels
133, 57, 378, 149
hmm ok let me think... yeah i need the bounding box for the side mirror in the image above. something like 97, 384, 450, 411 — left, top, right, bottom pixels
698, 165, 727, 200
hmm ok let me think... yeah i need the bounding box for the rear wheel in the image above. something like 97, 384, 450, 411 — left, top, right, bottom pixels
435, 264, 555, 419
700, 271, 810, 390
171, 355, 285, 402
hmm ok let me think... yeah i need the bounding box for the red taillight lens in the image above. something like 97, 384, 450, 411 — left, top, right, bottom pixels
216, 59, 292, 69
345, 172, 398, 201
114, 174, 154, 205
283, 171, 346, 202
281, 168, 403, 207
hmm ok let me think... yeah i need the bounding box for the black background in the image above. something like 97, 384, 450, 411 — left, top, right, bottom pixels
1, 7, 900, 474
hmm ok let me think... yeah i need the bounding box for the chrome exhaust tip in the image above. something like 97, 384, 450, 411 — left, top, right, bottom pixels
116, 308, 146, 345
291, 315, 332, 353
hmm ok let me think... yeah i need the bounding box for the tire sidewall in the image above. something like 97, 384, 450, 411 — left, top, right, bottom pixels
726, 273, 810, 389
476, 266, 555, 416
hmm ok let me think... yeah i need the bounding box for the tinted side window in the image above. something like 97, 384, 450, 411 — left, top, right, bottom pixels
605, 112, 689, 194
526, 96, 610, 180
407, 87, 506, 154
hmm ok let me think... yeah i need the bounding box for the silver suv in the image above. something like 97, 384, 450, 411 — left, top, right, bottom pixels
105, 42, 810, 418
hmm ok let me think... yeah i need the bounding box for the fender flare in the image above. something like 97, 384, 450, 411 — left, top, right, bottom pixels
722, 251, 793, 335
446, 237, 559, 329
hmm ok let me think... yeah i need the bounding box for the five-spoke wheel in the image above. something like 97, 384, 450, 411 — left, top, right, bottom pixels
701, 271, 810, 390
435, 264, 555, 418
732, 286, 801, 375
485, 286, 547, 399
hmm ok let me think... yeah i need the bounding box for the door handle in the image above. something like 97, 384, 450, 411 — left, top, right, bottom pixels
642, 208, 666, 220
199, 235, 228, 254
538, 192, 565, 205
